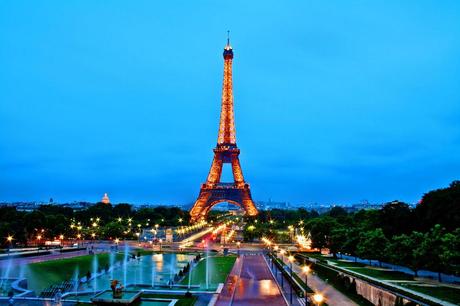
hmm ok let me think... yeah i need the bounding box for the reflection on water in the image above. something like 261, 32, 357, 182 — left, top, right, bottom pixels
82, 253, 194, 290
259, 279, 279, 296
0, 253, 195, 295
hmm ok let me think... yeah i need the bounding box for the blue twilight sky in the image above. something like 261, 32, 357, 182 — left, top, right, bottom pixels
1, 1, 459, 205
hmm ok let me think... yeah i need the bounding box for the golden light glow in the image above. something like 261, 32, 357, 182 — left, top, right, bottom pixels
313, 293, 324, 303
7, 236, 13, 242
303, 265, 311, 274
217, 55, 236, 145
188, 42, 258, 223
288, 255, 294, 262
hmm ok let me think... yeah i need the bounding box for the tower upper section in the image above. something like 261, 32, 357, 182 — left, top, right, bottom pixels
217, 39, 236, 145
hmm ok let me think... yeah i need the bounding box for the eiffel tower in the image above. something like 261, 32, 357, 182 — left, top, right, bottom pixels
189, 37, 258, 222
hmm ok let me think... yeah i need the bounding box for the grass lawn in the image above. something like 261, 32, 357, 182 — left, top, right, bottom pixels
26, 253, 124, 293
142, 293, 198, 306
347, 267, 413, 281
398, 283, 460, 304
180, 255, 236, 288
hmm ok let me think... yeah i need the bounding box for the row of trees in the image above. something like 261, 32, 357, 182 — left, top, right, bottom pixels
244, 181, 460, 279
306, 181, 460, 279
0, 203, 190, 247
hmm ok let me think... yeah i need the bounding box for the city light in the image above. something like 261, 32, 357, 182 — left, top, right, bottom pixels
313, 293, 324, 304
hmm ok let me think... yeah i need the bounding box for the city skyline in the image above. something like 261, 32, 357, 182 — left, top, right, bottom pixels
1, 1, 459, 205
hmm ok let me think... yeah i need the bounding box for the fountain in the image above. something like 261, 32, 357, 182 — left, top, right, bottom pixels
188, 260, 192, 289
92, 255, 99, 292
110, 280, 124, 298
73, 267, 79, 293
109, 251, 115, 280
122, 243, 129, 286
91, 279, 141, 305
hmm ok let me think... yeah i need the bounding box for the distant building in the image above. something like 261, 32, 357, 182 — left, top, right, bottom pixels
101, 193, 110, 204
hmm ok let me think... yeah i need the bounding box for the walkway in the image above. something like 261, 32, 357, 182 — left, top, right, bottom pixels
324, 259, 458, 306
277, 255, 357, 306
216, 254, 287, 306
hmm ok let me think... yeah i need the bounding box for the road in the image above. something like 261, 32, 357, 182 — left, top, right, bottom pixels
217, 254, 287, 306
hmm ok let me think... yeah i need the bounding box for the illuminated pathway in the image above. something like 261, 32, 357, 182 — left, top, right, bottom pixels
217, 254, 287, 306
277, 255, 357, 306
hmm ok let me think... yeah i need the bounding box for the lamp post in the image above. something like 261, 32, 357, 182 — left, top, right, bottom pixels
313, 293, 324, 306
303, 265, 311, 305
273, 245, 279, 269
279, 249, 285, 288
155, 224, 159, 240
288, 255, 294, 305
6, 236, 13, 255
280, 249, 285, 263
236, 241, 241, 257
159, 239, 163, 252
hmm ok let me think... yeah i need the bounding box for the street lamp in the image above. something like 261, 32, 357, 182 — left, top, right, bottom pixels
6, 235, 13, 254
159, 238, 163, 252
236, 241, 241, 257
303, 265, 311, 305
288, 255, 294, 305
313, 293, 324, 306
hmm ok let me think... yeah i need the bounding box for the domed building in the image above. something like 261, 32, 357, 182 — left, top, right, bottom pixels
101, 193, 110, 204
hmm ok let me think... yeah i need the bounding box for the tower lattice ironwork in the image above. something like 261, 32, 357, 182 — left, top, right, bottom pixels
189, 38, 258, 222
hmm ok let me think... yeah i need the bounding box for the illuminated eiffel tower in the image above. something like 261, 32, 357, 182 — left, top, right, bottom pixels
189, 37, 258, 222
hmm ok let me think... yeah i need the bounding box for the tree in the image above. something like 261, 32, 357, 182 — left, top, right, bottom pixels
356, 228, 389, 266
329, 227, 347, 258
414, 225, 445, 281
23, 211, 47, 239
378, 201, 414, 237
102, 222, 127, 239
440, 228, 460, 276
387, 232, 425, 276
113, 204, 133, 218
342, 228, 361, 261
328, 206, 348, 218
415, 181, 460, 232
307, 217, 338, 252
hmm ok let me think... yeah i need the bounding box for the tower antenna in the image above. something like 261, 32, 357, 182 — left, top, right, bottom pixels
227, 30, 230, 45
